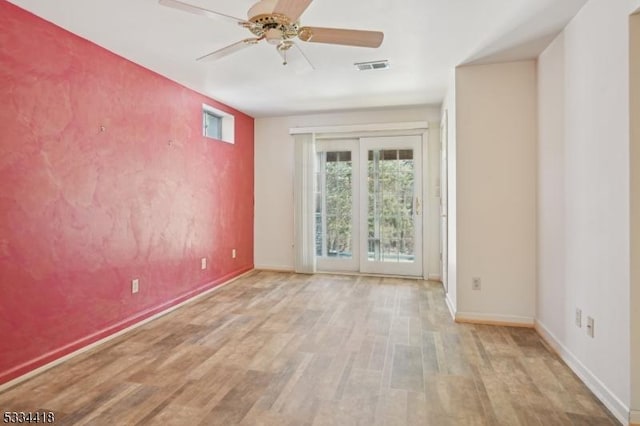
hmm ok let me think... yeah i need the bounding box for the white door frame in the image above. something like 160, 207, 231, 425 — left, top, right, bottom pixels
440, 112, 449, 291
297, 122, 431, 279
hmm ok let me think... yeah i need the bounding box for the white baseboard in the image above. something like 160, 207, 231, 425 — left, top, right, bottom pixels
631, 410, 640, 425
445, 293, 456, 320
254, 264, 295, 272
0, 268, 254, 394
455, 311, 534, 327
535, 320, 630, 425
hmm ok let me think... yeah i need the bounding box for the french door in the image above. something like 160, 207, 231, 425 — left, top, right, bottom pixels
315, 136, 423, 277
359, 136, 423, 276
315, 139, 360, 272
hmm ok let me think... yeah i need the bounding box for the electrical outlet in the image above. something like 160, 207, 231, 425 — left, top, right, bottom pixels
201, 258, 207, 270
472, 277, 481, 291
575, 308, 582, 327
586, 317, 595, 338
131, 279, 139, 294
232, 249, 237, 259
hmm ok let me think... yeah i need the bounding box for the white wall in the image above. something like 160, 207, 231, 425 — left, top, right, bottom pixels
633, 0, 640, 12
454, 60, 538, 324
254, 106, 442, 275
630, 11, 640, 423
537, 0, 631, 421
537, 34, 567, 342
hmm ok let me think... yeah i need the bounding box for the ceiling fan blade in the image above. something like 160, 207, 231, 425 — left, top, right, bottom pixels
197, 39, 259, 62
277, 42, 315, 73
159, 0, 249, 26
273, 0, 313, 22
298, 27, 384, 48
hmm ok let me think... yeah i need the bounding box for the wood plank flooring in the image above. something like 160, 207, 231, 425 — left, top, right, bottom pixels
0, 271, 620, 425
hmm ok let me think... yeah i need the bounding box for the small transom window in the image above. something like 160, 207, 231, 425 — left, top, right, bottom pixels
202, 104, 235, 144
203, 110, 222, 140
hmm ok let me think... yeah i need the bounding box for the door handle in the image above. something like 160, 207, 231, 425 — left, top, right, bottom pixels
415, 197, 421, 216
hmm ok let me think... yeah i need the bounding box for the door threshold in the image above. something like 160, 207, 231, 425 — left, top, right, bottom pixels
314, 270, 425, 280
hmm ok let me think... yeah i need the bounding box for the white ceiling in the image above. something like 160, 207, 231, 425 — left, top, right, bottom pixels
8, 0, 587, 117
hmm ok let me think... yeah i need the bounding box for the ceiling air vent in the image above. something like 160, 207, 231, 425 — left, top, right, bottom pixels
354, 60, 390, 71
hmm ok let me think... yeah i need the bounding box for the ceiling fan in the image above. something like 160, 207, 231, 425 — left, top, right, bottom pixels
159, 0, 384, 69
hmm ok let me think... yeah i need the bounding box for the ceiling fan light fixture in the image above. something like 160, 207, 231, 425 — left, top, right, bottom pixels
265, 28, 283, 45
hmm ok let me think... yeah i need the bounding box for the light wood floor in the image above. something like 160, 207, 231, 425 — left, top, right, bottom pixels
0, 271, 620, 425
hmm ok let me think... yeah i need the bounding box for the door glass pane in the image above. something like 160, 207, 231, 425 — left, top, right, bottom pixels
367, 149, 415, 263
315, 151, 353, 259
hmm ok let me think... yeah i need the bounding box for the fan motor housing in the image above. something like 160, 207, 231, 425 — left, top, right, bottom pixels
248, 14, 299, 40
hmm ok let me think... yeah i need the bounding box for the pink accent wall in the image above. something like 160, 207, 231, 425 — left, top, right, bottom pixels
0, 1, 254, 384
